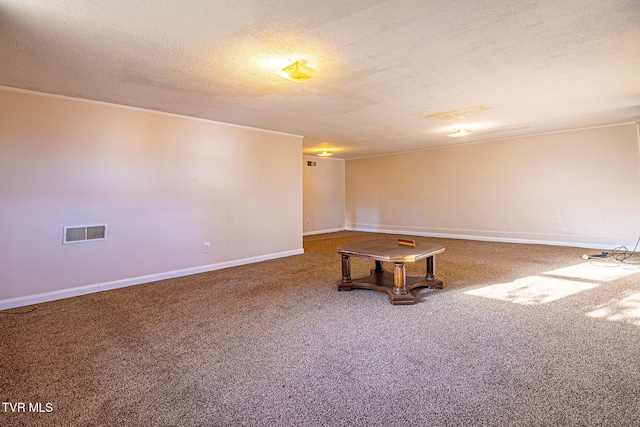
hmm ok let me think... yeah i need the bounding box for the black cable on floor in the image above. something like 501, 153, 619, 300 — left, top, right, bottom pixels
611, 236, 640, 263
0, 306, 37, 315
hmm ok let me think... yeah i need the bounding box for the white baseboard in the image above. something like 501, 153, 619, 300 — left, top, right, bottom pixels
303, 227, 345, 236
0, 248, 304, 311
345, 224, 629, 251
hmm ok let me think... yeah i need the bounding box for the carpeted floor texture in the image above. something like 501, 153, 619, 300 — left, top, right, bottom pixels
2, 231, 640, 426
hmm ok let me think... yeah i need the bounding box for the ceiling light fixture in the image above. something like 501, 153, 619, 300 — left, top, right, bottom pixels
317, 150, 334, 157
447, 129, 471, 137
275, 61, 318, 83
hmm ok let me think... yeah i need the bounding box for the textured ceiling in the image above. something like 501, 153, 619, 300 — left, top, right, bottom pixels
1, 0, 639, 159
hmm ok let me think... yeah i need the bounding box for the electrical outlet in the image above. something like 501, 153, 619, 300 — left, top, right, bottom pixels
203, 242, 210, 253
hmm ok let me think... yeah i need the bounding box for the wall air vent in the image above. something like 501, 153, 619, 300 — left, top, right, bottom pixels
63, 224, 107, 244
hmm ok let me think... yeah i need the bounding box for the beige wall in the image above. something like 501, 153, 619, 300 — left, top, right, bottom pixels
302, 155, 345, 235
0, 88, 303, 308
346, 124, 640, 248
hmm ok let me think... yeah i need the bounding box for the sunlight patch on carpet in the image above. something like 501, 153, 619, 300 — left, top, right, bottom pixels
586, 292, 640, 326
545, 261, 640, 282
465, 276, 599, 305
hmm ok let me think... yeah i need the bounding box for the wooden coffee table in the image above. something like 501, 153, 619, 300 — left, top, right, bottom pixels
337, 239, 445, 305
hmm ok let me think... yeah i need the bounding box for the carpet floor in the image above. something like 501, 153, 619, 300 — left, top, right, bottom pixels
2, 231, 639, 426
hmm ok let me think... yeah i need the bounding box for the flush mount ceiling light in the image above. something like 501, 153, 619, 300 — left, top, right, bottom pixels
447, 129, 471, 137
275, 61, 318, 83
317, 150, 334, 157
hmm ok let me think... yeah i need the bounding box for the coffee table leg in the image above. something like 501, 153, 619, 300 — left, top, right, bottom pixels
393, 262, 408, 295
424, 255, 443, 289
341, 254, 352, 284
426, 256, 436, 281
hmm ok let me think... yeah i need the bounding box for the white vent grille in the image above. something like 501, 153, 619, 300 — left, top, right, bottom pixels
63, 224, 107, 244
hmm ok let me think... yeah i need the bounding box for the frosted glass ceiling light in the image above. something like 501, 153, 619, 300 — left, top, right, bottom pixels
317, 150, 333, 157
447, 129, 471, 137
275, 61, 318, 82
